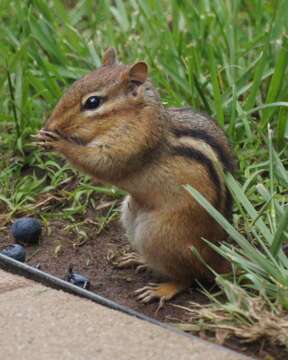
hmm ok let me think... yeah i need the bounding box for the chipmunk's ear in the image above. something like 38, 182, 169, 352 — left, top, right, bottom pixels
102, 48, 117, 66
128, 62, 148, 84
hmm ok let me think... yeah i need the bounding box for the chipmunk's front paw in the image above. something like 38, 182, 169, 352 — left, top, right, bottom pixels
135, 282, 186, 312
33, 129, 65, 151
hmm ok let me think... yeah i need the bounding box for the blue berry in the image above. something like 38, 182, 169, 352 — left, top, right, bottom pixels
11, 217, 42, 244
1, 244, 26, 262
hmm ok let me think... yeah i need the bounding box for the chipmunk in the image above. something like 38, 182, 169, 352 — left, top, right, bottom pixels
36, 48, 235, 309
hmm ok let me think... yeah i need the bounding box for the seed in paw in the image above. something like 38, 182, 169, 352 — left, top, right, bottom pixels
1, 244, 26, 262
11, 217, 42, 245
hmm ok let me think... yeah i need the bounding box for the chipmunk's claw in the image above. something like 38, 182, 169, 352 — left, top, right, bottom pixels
36, 129, 60, 141
114, 252, 147, 273
135, 282, 186, 313
33, 129, 61, 150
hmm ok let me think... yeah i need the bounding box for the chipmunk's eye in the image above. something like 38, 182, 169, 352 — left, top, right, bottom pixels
83, 96, 102, 110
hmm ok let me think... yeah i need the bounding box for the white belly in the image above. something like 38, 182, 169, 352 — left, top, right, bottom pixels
120, 195, 152, 255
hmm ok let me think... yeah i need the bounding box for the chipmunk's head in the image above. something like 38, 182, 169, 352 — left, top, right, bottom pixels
44, 48, 160, 145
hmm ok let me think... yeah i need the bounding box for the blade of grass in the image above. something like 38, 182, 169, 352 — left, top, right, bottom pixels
243, 48, 267, 111
261, 37, 288, 127
271, 206, 288, 257
207, 43, 224, 126
225, 174, 273, 243
6, 67, 20, 140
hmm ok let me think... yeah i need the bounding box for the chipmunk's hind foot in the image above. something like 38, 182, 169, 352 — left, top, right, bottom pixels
135, 281, 187, 312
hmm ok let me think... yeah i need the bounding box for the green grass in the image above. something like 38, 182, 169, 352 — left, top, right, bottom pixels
0, 0, 288, 347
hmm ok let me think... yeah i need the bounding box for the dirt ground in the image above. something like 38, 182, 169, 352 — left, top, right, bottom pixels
0, 217, 286, 360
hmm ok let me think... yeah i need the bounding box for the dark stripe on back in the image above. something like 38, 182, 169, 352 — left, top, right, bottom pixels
224, 186, 233, 222
171, 127, 234, 172
171, 145, 221, 209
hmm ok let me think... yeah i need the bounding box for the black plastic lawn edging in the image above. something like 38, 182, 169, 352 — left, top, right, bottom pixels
0, 253, 251, 358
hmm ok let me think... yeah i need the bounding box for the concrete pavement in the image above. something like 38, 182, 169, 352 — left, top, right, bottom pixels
0, 269, 250, 360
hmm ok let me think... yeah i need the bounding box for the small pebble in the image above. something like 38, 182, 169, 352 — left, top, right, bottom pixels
1, 244, 26, 262
11, 217, 42, 245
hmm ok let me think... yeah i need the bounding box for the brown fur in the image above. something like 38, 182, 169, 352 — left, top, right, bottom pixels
39, 49, 235, 291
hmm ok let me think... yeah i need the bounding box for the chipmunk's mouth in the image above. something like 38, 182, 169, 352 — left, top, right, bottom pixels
48, 129, 88, 146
